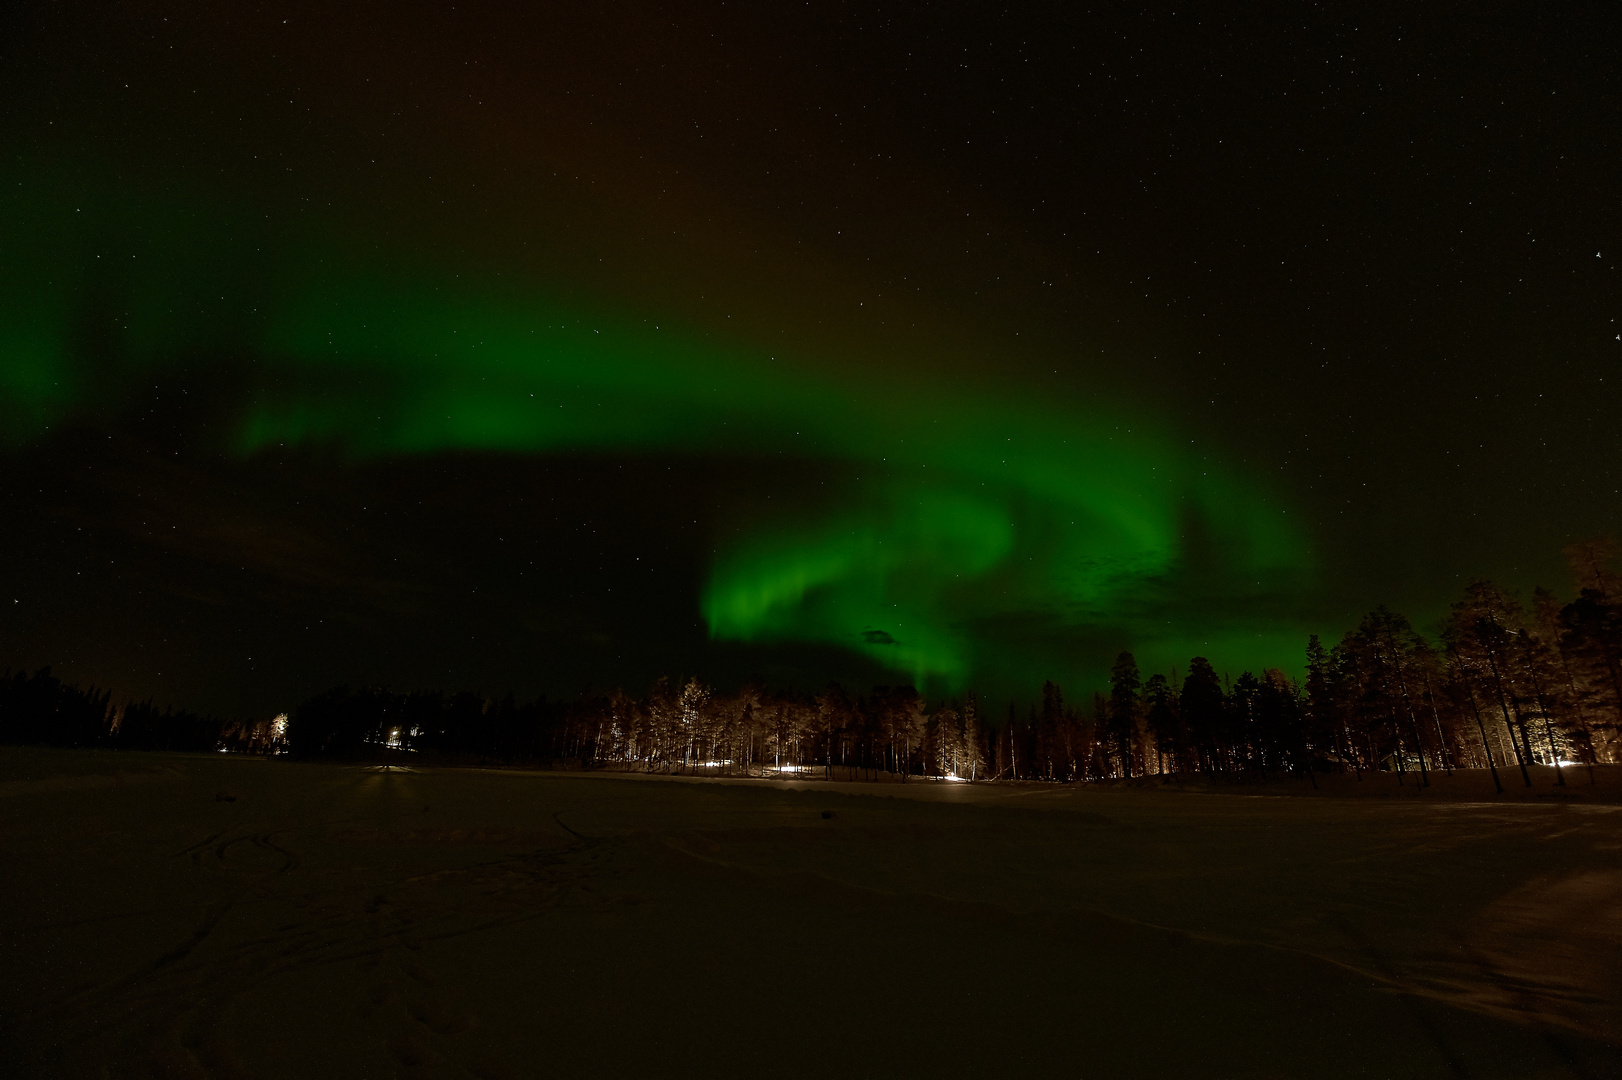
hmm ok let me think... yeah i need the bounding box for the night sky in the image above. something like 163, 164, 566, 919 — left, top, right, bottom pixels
2, 2, 1617, 716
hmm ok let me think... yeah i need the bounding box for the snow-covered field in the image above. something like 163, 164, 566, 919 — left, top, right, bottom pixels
2, 748, 1618, 1078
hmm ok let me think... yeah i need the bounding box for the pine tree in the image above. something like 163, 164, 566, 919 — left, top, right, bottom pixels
1107, 652, 1141, 778
1180, 658, 1225, 774
1143, 673, 1178, 776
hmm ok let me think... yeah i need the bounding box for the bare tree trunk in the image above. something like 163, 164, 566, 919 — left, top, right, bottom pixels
1551, 642, 1599, 782
1457, 667, 1504, 794
1482, 646, 1533, 787
1423, 672, 1453, 776
1524, 661, 1567, 787
1387, 700, 1408, 786
1382, 628, 1430, 787
1336, 720, 1362, 780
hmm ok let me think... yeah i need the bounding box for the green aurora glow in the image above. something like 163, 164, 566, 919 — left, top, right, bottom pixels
1, 173, 1314, 690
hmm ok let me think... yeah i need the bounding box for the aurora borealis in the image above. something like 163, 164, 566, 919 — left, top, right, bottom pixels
2, 168, 1308, 691
2, 2, 1616, 713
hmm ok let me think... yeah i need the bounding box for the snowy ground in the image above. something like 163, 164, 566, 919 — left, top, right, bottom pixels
2, 749, 1619, 1079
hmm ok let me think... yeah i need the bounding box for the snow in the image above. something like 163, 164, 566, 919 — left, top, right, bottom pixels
2, 748, 1618, 1078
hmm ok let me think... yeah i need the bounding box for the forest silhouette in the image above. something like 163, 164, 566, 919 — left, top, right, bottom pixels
5, 541, 1619, 785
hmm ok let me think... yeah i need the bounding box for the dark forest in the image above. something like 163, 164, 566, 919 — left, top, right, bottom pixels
7, 540, 1618, 789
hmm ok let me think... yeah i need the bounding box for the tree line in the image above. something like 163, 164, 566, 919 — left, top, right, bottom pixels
4, 540, 1618, 787
0, 666, 284, 754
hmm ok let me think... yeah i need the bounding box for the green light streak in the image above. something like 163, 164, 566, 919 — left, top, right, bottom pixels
1, 169, 1314, 688
702, 488, 1017, 683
